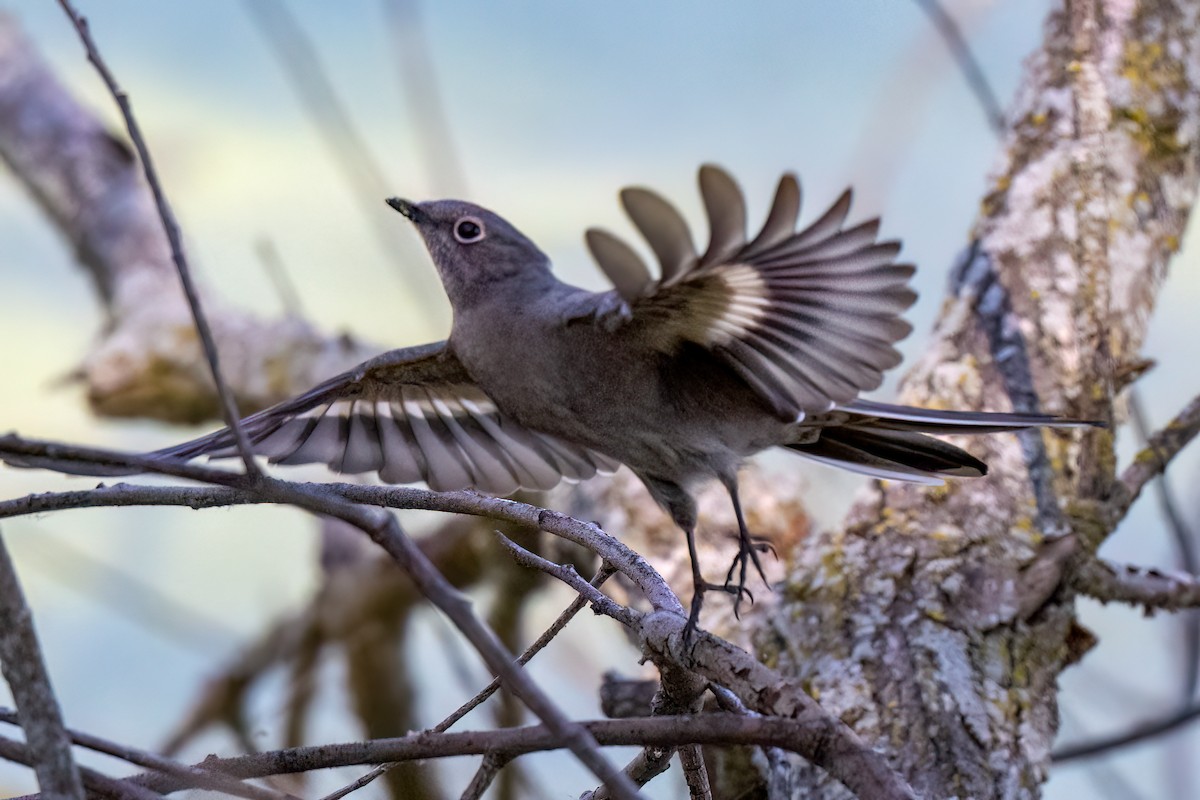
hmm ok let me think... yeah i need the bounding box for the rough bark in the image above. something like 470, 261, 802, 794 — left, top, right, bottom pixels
760, 2, 1200, 798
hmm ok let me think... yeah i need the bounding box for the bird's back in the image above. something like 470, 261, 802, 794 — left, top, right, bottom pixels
449, 282, 791, 483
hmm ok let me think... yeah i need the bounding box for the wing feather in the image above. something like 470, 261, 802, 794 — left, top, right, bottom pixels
586, 166, 917, 418
147, 341, 612, 494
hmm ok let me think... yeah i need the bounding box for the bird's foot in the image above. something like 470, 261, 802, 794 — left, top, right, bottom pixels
683, 580, 742, 646
723, 535, 774, 617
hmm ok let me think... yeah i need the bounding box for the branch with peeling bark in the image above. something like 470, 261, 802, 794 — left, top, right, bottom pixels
760, 1, 1200, 797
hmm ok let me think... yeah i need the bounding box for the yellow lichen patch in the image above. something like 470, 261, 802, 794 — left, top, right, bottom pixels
1116, 106, 1184, 158
1121, 40, 1184, 94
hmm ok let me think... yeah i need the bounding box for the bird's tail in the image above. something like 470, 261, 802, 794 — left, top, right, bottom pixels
783, 400, 1102, 484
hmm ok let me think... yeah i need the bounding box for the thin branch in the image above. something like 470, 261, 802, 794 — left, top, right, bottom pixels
910, 0, 1006, 133
435, 560, 619, 732
678, 745, 711, 800
382, 0, 470, 196
459, 753, 510, 800
55, 0, 260, 476
320, 561, 618, 800
240, 0, 442, 320
0, 708, 290, 800
0, 733, 162, 800
0, 529, 85, 800
0, 447, 640, 798
1055, 702, 1200, 763
108, 714, 905, 796
1072, 558, 1200, 611
0, 435, 914, 799
253, 237, 307, 318
0, 438, 678, 612
1130, 389, 1200, 698
1108, 392, 1200, 523
492, 533, 634, 625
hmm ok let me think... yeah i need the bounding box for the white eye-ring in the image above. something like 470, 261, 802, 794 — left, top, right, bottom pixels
453, 216, 486, 244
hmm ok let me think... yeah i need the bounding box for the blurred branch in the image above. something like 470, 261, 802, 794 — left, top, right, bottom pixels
1055, 701, 1200, 763
162, 516, 483, 755
0, 530, 84, 800
0, 12, 379, 423
382, 0, 469, 196
17, 532, 234, 654
241, 0, 444, 324
911, 0, 1005, 132
254, 238, 307, 319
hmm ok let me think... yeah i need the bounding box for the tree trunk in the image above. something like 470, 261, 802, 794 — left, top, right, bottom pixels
759, 1, 1199, 797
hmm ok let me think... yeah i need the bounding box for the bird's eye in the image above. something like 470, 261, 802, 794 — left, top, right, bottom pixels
454, 217, 485, 244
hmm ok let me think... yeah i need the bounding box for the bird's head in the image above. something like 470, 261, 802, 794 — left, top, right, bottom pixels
386, 197, 553, 307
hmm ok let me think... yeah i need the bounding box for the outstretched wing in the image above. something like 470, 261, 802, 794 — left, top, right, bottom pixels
155, 341, 618, 494
585, 165, 916, 420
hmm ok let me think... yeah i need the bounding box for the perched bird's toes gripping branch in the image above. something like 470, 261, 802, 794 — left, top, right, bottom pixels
5, 165, 1098, 637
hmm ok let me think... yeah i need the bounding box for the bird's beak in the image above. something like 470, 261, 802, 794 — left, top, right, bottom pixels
386, 197, 424, 223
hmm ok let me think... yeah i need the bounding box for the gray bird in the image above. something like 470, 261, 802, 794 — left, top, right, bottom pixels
34, 165, 1094, 631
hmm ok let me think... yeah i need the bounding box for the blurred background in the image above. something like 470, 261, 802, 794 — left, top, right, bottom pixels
1, 1, 1199, 797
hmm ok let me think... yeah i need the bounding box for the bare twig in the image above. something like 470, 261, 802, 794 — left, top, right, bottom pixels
0, 434, 914, 799
0, 436, 641, 800
240, 0, 442, 320
1108, 392, 1200, 523
254, 237, 307, 318
678, 745, 712, 800
0, 708, 290, 800
55, 0, 260, 476
0, 530, 85, 800
910, 0, 1005, 132
459, 753, 511, 800
1130, 390, 1200, 700
106, 714, 905, 796
492, 533, 634, 624
17, 532, 233, 654
1055, 702, 1200, 763
320, 560, 619, 800
382, 0, 469, 196
1072, 558, 1200, 611
0, 733, 161, 800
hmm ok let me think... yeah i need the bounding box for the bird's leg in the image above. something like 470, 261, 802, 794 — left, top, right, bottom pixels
682, 523, 740, 644
684, 524, 706, 641
722, 478, 771, 617
636, 473, 738, 643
